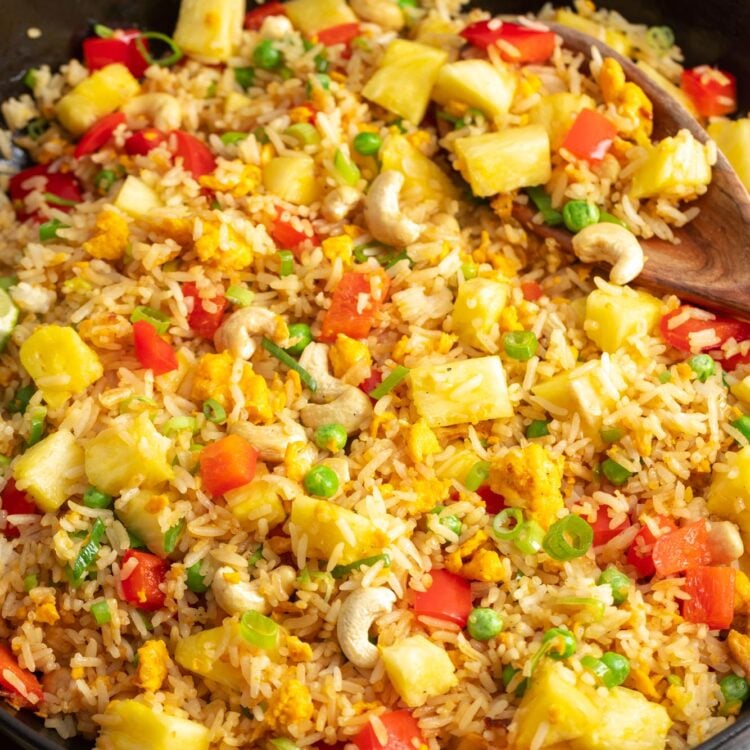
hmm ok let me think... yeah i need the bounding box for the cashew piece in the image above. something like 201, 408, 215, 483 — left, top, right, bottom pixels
212, 565, 270, 615
260, 14, 294, 39
298, 343, 346, 402
123, 93, 183, 131
571, 222, 645, 285
322, 186, 362, 223
300, 385, 372, 434
230, 421, 308, 462
214, 306, 289, 360
364, 170, 423, 247
337, 587, 396, 669
350, 0, 405, 30
706, 521, 744, 564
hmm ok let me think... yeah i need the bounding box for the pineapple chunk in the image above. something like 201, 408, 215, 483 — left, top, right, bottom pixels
380, 134, 457, 203
19, 325, 103, 408
174, 620, 245, 690
284, 0, 356, 34
554, 9, 631, 57
454, 126, 551, 197
529, 92, 595, 151
263, 155, 319, 205
707, 446, 750, 542
635, 61, 698, 118
432, 59, 517, 120
584, 284, 663, 353
173, 0, 244, 63
115, 176, 162, 217
512, 663, 600, 750
708, 118, 750, 193
13, 430, 84, 513
224, 478, 287, 533
451, 277, 509, 352
56, 64, 140, 136
101, 699, 210, 750
380, 635, 457, 707
628, 129, 712, 200
434, 447, 481, 483
362, 40, 448, 125
409, 356, 513, 427
116, 489, 175, 558
84, 412, 173, 496
731, 374, 750, 408
290, 495, 387, 564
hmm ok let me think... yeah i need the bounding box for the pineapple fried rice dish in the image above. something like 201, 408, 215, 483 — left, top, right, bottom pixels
2, 0, 750, 748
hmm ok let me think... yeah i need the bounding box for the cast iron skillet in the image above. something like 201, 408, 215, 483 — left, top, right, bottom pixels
1, 1, 750, 748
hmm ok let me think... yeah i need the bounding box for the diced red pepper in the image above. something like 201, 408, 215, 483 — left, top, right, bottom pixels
590, 506, 629, 547
413, 568, 472, 627
317, 23, 361, 47
132, 320, 178, 375
271, 214, 320, 255
172, 130, 216, 179
125, 127, 167, 156
244, 1, 287, 30
1, 479, 39, 539
461, 20, 556, 63
561, 109, 617, 161
477, 485, 506, 515
354, 710, 425, 750
652, 520, 711, 577
359, 369, 382, 403
120, 549, 168, 611
9, 165, 82, 222
626, 516, 678, 578
0, 643, 43, 708
200, 435, 259, 498
82, 30, 150, 78
682, 566, 735, 630
74, 112, 127, 159
659, 306, 750, 353
681, 66, 737, 118
521, 281, 544, 301
319, 270, 391, 342
182, 282, 227, 339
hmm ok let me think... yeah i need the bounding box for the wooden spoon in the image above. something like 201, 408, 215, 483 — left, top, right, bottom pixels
510, 20, 750, 318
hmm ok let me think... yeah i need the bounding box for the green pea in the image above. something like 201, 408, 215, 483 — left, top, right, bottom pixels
466, 607, 504, 641
285, 323, 313, 356
542, 627, 576, 660
599, 651, 630, 687
597, 565, 632, 605
303, 465, 339, 497
353, 132, 382, 156
525, 419, 550, 438
234, 66, 255, 89
501, 665, 528, 697
687, 353, 715, 382
731, 415, 750, 443
720, 673, 750, 703
83, 486, 113, 509
253, 40, 282, 70
313, 423, 348, 453
186, 562, 208, 594
562, 200, 600, 233
436, 513, 462, 538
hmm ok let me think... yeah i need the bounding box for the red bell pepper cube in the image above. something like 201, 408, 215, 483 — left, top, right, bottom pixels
626, 515, 678, 579
200, 435, 259, 498
477, 485, 506, 515
74, 112, 127, 159
182, 282, 227, 338
132, 320, 178, 375
659, 306, 750, 353
120, 549, 168, 611
681, 66, 737, 118
354, 710, 425, 750
172, 130, 216, 179
0, 643, 44, 709
652, 519, 711, 577
682, 566, 736, 630
125, 127, 168, 156
461, 20, 556, 63
271, 213, 320, 255
521, 281, 544, 301
9, 165, 82, 222
244, 2, 286, 31
317, 23, 361, 47
413, 568, 473, 627
1, 479, 39, 539
319, 270, 390, 342
82, 30, 150, 78
561, 109, 617, 161
590, 506, 629, 547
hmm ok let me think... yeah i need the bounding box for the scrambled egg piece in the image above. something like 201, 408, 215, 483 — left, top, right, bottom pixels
284, 635, 313, 663
143, 216, 194, 247
191, 352, 274, 422
329, 334, 370, 378
489, 444, 564, 530
728, 630, 750, 677
411, 478, 449, 515
736, 571, 750, 615
284, 440, 312, 482
83, 210, 129, 261
599, 57, 653, 143
135, 639, 170, 692
627, 668, 660, 701
33, 596, 59, 625
407, 419, 441, 464
199, 164, 261, 198
446, 530, 507, 583
195, 222, 253, 270
499, 306, 523, 332
321, 235, 354, 266
265, 679, 314, 730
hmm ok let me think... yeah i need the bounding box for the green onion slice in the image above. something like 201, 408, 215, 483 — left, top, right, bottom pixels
240, 610, 279, 650
27, 405, 47, 447
130, 306, 170, 334
7, 384, 35, 414
554, 596, 606, 622
542, 515, 594, 560
203, 398, 227, 424
221, 131, 249, 146
492, 508, 524, 541
91, 600, 112, 625
163, 519, 185, 555
93, 23, 115, 38
464, 460, 491, 491
261, 337, 317, 393
331, 553, 391, 579
135, 32, 184, 68
23, 573, 38, 592
43, 192, 78, 207
163, 416, 197, 435
278, 250, 295, 277
526, 186, 563, 226
333, 148, 361, 186
503, 331, 538, 361
369, 366, 409, 399
39, 219, 69, 242
69, 518, 106, 586
225, 285, 254, 307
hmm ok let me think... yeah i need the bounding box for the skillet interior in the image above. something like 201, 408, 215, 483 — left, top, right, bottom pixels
0, 0, 749, 747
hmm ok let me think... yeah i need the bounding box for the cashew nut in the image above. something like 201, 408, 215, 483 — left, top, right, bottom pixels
298, 343, 346, 402
301, 386, 372, 434
571, 222, 645, 285
364, 170, 423, 248
706, 520, 744, 564
214, 306, 289, 360
322, 185, 362, 223
260, 14, 294, 39
123, 93, 183, 131
336, 587, 396, 669
350, 0, 405, 30
230, 421, 308, 462
211, 564, 296, 616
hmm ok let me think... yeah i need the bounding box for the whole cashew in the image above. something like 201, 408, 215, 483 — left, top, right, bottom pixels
706, 521, 744, 564
211, 564, 296, 616
571, 222, 645, 285
336, 587, 396, 669
298, 343, 346, 402
230, 421, 308, 462
364, 171, 423, 248
214, 306, 289, 360
322, 185, 362, 223
350, 0, 405, 30
301, 386, 372, 434
123, 93, 183, 131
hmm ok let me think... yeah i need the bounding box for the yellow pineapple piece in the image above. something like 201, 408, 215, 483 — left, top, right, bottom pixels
707, 447, 750, 543
451, 277, 509, 352
115, 176, 162, 217
432, 59, 517, 119
529, 92, 595, 150
708, 118, 750, 193
224, 478, 287, 532
173, 0, 244, 63
263, 155, 319, 205
284, 0, 356, 34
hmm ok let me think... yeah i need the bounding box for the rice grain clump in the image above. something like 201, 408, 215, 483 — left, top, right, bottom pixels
0, 0, 749, 748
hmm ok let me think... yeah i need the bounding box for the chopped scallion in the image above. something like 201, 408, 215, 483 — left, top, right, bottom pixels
135, 31, 183, 67
221, 131, 249, 145
203, 398, 227, 424
261, 337, 317, 392
526, 186, 563, 226
333, 148, 361, 186
331, 553, 391, 579
369, 366, 409, 399
278, 250, 295, 277
503, 331, 538, 361
130, 306, 170, 334
68, 518, 106, 586
91, 600, 112, 625
83, 486, 113, 509
23, 573, 38, 592
39, 219, 69, 242
163, 416, 197, 435
464, 460, 491, 491
239, 609, 279, 650
27, 405, 46, 447
163, 519, 185, 555
542, 515, 593, 560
